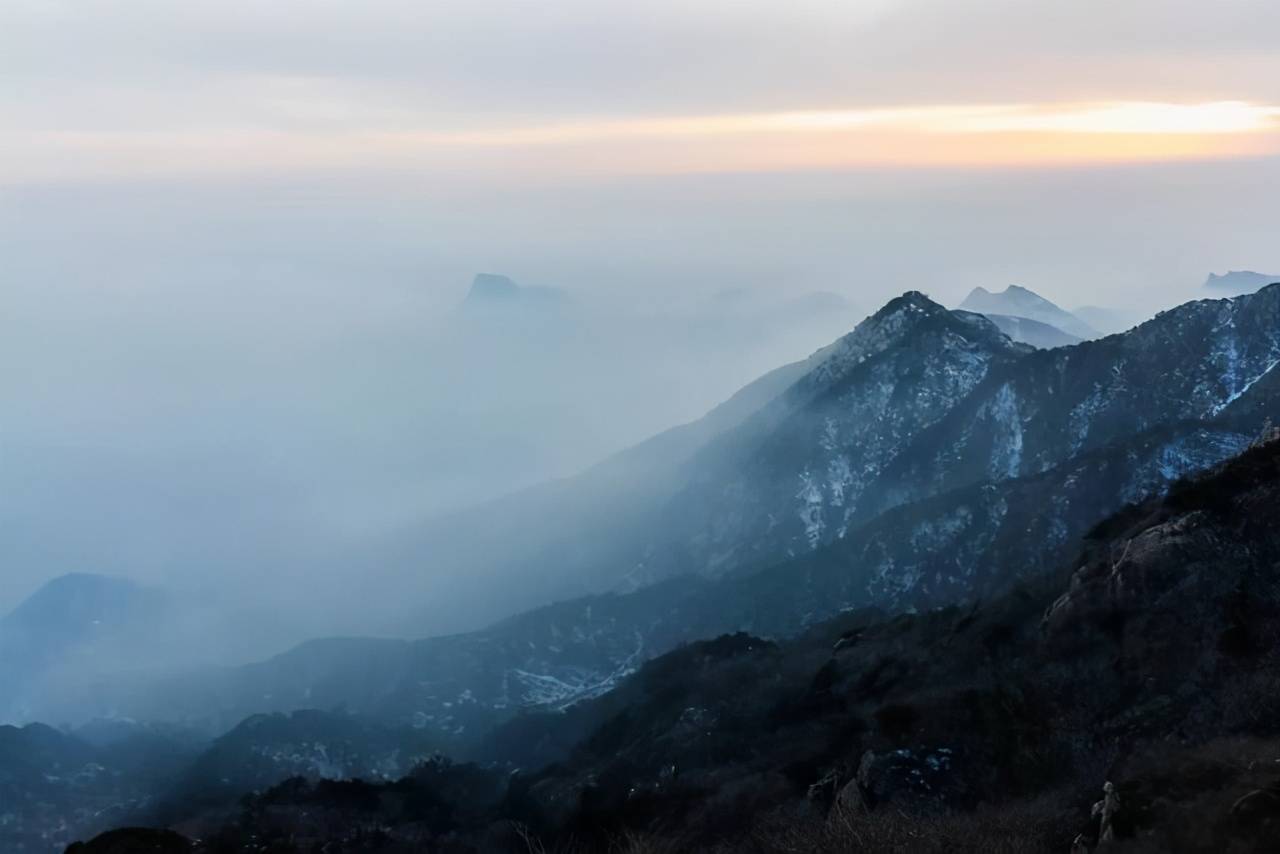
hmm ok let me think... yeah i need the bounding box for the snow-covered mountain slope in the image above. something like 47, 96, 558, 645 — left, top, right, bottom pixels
640, 293, 1030, 578
959, 284, 1098, 339
73, 424, 1265, 750
61, 287, 1280, 750
67, 435, 1280, 852
638, 287, 1280, 583
866, 286, 1280, 519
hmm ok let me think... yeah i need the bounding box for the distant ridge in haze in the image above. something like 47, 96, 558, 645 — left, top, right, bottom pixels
461, 273, 568, 310
1204, 270, 1280, 297
0, 574, 165, 722
1073, 304, 1141, 336
38, 286, 1280, 748
970, 312, 1081, 349
959, 284, 1098, 339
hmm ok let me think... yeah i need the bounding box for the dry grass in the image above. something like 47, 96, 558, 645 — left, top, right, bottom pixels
513, 791, 1083, 854
744, 793, 1079, 854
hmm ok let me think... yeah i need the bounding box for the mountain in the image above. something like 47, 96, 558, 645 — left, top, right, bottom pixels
459, 272, 568, 311
959, 284, 1099, 339
0, 721, 201, 853
976, 312, 1081, 349
639, 292, 1032, 578
82, 432, 1280, 852
491, 431, 1280, 852
1204, 270, 1280, 297
337, 275, 865, 638
156, 710, 442, 816
643, 286, 1279, 583
481, 285, 1268, 605
0, 574, 169, 723
59, 287, 1280, 753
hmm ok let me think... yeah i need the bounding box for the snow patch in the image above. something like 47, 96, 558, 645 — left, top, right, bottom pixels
796, 470, 826, 549
981, 383, 1023, 479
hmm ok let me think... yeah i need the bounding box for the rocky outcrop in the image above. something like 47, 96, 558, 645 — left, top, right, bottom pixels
847, 747, 965, 812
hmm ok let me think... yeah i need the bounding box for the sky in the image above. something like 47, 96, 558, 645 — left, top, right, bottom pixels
3, 1, 1280, 627
4, 0, 1280, 183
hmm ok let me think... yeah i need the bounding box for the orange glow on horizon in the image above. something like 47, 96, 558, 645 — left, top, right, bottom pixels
4, 101, 1279, 184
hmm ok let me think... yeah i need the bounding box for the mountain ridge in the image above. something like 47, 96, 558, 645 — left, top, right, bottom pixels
973, 312, 1081, 349
44, 287, 1280, 755
959, 284, 1099, 339
1204, 269, 1279, 297
63, 430, 1280, 852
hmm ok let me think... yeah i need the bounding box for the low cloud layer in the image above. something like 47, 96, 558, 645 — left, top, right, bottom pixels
3, 1, 1280, 650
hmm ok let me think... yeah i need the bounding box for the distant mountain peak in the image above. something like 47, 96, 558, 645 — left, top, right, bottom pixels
6, 573, 142, 619
959, 284, 1098, 340
461, 273, 567, 310
962, 284, 1055, 310
841, 291, 1014, 354
887, 288, 936, 308
1204, 270, 1279, 296
2, 573, 161, 650
466, 273, 521, 302
867, 289, 941, 320
969, 313, 1082, 349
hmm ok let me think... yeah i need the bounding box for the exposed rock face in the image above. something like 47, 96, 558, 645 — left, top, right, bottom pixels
853, 747, 964, 811
1230, 785, 1280, 829
1042, 436, 1280, 649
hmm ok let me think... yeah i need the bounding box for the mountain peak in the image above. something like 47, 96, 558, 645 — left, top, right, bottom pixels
2, 573, 157, 637
958, 284, 1098, 339
961, 284, 1055, 311
1204, 270, 1279, 297
465, 273, 521, 302
875, 289, 942, 316
846, 290, 1015, 350
869, 291, 1018, 340
461, 273, 567, 310
800, 290, 1019, 395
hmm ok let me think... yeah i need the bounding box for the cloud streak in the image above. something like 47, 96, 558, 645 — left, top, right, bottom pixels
6, 101, 1278, 185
